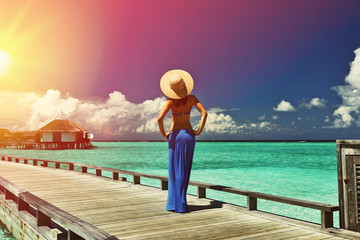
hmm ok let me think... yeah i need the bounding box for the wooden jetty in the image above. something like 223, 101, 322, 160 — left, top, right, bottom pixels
0, 155, 358, 240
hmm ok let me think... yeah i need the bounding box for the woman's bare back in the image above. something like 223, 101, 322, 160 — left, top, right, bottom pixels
158, 94, 207, 138
169, 95, 197, 131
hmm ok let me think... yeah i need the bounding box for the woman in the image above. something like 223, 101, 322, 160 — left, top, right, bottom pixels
158, 69, 207, 213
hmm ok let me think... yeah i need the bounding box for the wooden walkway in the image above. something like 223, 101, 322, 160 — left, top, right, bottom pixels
0, 161, 353, 239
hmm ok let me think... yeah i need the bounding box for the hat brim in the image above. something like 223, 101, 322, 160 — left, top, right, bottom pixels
160, 69, 194, 99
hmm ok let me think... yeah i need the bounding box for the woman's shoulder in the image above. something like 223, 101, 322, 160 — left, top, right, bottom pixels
188, 95, 199, 103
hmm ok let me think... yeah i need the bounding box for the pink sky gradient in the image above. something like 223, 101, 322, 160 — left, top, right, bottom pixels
1, 0, 360, 140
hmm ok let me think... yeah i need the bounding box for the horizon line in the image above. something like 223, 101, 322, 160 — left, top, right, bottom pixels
92, 139, 337, 142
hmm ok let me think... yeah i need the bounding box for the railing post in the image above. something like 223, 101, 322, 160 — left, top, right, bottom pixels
197, 187, 206, 198
43, 161, 48, 167
96, 169, 101, 176
68, 230, 83, 240
82, 166, 87, 173
18, 198, 30, 211
5, 189, 14, 201
112, 172, 119, 180
247, 196, 257, 211
133, 175, 140, 184
15, 158, 19, 163
33, 160, 37, 166
8, 157, 12, 162
69, 164, 74, 171
161, 180, 168, 190
321, 210, 333, 228
55, 162, 60, 169
37, 210, 51, 227
24, 159, 28, 164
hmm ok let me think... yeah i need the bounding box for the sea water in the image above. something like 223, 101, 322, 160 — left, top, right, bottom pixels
0, 141, 339, 237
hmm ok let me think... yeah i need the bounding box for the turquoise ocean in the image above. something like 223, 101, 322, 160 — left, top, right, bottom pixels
0, 141, 339, 238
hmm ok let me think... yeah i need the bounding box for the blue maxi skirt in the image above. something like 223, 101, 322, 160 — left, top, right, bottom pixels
166, 129, 195, 213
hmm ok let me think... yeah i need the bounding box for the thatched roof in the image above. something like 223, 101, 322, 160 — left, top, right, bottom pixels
37, 120, 89, 133
12, 131, 38, 137
0, 129, 11, 135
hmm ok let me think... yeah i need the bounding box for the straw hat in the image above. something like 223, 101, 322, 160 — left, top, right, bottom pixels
160, 69, 194, 99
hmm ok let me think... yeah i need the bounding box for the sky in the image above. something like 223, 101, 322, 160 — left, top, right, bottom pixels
1, 0, 360, 140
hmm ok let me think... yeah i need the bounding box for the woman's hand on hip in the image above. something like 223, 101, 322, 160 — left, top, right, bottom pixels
165, 132, 171, 139
190, 130, 200, 136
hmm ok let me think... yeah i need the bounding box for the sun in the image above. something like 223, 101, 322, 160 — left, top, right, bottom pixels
0, 49, 12, 76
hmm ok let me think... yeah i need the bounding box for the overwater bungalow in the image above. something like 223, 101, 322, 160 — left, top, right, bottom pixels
37, 119, 93, 150
0, 129, 12, 148
1, 120, 93, 149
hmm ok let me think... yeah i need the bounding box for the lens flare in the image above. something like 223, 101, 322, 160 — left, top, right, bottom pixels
0, 49, 12, 76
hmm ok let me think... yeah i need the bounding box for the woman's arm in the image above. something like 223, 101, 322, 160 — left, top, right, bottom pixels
192, 96, 207, 136
157, 100, 172, 138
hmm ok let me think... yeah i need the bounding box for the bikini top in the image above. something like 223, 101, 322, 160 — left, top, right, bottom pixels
172, 111, 191, 116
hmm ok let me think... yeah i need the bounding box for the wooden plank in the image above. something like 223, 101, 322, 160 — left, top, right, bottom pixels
100, 209, 259, 234
97, 208, 245, 228
325, 237, 354, 240
286, 233, 334, 240
120, 220, 284, 239
240, 228, 321, 240
230, 226, 297, 239
72, 199, 212, 220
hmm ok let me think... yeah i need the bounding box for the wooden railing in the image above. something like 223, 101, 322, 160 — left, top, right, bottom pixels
0, 175, 118, 240
0, 155, 339, 229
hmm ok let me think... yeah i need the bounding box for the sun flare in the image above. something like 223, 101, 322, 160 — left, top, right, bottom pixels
0, 49, 12, 76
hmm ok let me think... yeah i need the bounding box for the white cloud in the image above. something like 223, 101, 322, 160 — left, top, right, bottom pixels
271, 115, 278, 120
324, 116, 330, 123
3, 89, 266, 138
28, 89, 80, 129
300, 98, 326, 109
136, 117, 160, 133
345, 48, 360, 89
331, 48, 360, 128
259, 114, 266, 120
6, 89, 169, 138
18, 92, 39, 106
203, 112, 239, 134
238, 121, 272, 132
259, 121, 271, 128
0, 91, 41, 128
333, 106, 357, 128
273, 100, 296, 112
333, 85, 360, 106
207, 107, 226, 114
192, 108, 274, 134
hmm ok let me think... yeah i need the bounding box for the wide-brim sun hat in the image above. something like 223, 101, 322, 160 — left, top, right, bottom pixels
160, 69, 194, 99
